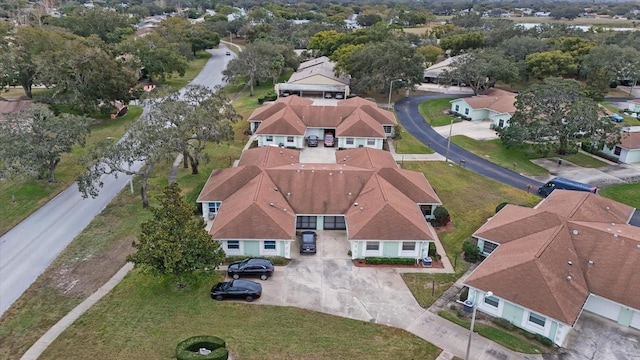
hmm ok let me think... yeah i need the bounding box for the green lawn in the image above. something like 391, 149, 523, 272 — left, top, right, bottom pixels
39, 271, 441, 360
602, 104, 640, 126
600, 182, 640, 209
0, 106, 143, 236
559, 152, 607, 168
438, 311, 551, 354
418, 98, 458, 127
393, 125, 434, 154
449, 136, 549, 176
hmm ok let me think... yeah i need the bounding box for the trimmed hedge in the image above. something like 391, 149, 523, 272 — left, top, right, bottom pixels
225, 255, 289, 266
176, 335, 228, 360
365, 257, 416, 265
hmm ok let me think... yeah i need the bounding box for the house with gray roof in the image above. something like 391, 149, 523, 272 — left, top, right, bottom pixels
275, 57, 350, 99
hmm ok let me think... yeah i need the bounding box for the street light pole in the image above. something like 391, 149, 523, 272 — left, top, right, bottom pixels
445, 117, 454, 163
388, 79, 402, 109
465, 290, 493, 360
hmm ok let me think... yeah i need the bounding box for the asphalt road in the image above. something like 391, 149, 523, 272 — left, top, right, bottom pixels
0, 44, 234, 316
395, 94, 544, 192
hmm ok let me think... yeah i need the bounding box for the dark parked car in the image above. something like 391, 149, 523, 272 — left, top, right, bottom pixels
225, 51, 231, 56
324, 92, 333, 99
227, 258, 274, 280
211, 279, 262, 302
335, 93, 344, 99
307, 135, 319, 147
300, 231, 317, 254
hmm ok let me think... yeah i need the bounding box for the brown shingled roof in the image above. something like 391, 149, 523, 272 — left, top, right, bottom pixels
198, 147, 441, 242
252, 96, 395, 137
462, 88, 517, 115
466, 190, 639, 325
619, 131, 640, 150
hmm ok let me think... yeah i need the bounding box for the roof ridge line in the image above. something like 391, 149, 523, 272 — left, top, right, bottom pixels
534, 222, 564, 258
253, 172, 264, 202
567, 193, 590, 219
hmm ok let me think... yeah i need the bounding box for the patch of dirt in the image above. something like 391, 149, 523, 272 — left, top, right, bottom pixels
49, 236, 135, 297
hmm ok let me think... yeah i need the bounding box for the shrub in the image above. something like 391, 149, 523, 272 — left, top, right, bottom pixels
176, 335, 228, 360
495, 202, 508, 214
459, 287, 469, 302
535, 334, 554, 346
428, 242, 437, 257
432, 206, 450, 227
462, 240, 481, 262
364, 257, 415, 265
257, 96, 265, 105
492, 318, 516, 331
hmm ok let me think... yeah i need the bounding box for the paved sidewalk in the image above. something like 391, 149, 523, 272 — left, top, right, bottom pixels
388, 139, 446, 162
20, 263, 134, 360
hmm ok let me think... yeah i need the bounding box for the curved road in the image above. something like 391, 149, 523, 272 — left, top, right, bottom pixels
395, 94, 640, 226
0, 44, 235, 316
395, 94, 544, 192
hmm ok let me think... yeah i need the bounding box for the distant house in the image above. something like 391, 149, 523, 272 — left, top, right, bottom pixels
449, 88, 517, 128
275, 57, 350, 99
601, 126, 640, 164
197, 147, 444, 260
422, 55, 467, 84
465, 190, 640, 346
628, 99, 640, 113
249, 96, 396, 149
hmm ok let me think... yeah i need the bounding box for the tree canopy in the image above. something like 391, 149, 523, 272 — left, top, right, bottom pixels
440, 50, 517, 95
0, 104, 91, 182
499, 78, 620, 155
127, 183, 225, 277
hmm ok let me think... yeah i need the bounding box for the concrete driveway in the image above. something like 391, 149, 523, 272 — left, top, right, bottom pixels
543, 312, 640, 360
256, 231, 424, 328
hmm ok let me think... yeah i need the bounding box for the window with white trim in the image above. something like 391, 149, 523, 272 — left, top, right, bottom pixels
464, 108, 470, 115
208, 201, 221, 214
528, 312, 546, 327
614, 146, 621, 155
366, 138, 375, 146
346, 138, 354, 145
366, 241, 379, 251
402, 242, 416, 251
264, 241, 276, 250
484, 296, 499, 308
383, 125, 393, 135
227, 241, 240, 250
287, 136, 294, 143
455, 105, 460, 112
266, 135, 273, 142
482, 241, 498, 254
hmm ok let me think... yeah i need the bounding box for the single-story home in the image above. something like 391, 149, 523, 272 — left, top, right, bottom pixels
449, 88, 517, 128
248, 95, 397, 150
465, 190, 639, 346
197, 146, 444, 260
601, 126, 640, 164
423, 54, 467, 84
275, 56, 350, 99
628, 99, 640, 113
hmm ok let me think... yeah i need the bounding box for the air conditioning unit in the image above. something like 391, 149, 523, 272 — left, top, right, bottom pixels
208, 213, 216, 220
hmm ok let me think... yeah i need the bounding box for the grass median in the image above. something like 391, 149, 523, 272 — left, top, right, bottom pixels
418, 97, 457, 127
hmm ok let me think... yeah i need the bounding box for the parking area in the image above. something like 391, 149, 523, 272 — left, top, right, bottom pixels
299, 146, 336, 163
543, 312, 640, 360
256, 230, 425, 328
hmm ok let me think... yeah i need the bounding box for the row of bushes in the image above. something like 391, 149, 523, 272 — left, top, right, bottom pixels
225, 255, 289, 266
364, 257, 416, 265
491, 318, 554, 346
257, 91, 278, 104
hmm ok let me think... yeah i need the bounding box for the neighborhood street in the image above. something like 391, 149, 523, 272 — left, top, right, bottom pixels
395, 94, 545, 192
0, 44, 235, 316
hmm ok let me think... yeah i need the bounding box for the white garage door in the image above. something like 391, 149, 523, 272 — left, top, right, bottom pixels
305, 128, 322, 137
631, 310, 640, 330
583, 295, 621, 322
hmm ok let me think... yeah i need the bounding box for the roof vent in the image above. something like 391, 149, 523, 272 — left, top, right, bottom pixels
611, 223, 616, 226
354, 202, 358, 206
605, 206, 610, 211
566, 276, 572, 281
274, 187, 278, 192
340, 170, 343, 174
637, 245, 640, 249
280, 151, 283, 154
283, 208, 287, 212
287, 192, 291, 197
329, 172, 332, 176
572, 229, 579, 235
296, 169, 300, 173
613, 234, 618, 238
269, 203, 274, 207
607, 228, 611, 232
359, 206, 364, 211
567, 261, 573, 266
588, 260, 594, 265
311, 170, 314, 173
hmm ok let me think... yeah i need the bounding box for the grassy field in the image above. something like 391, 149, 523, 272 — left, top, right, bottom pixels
438, 311, 551, 354
393, 125, 434, 154
600, 182, 640, 209
418, 98, 457, 127
39, 271, 441, 360
0, 106, 143, 236
603, 104, 640, 126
